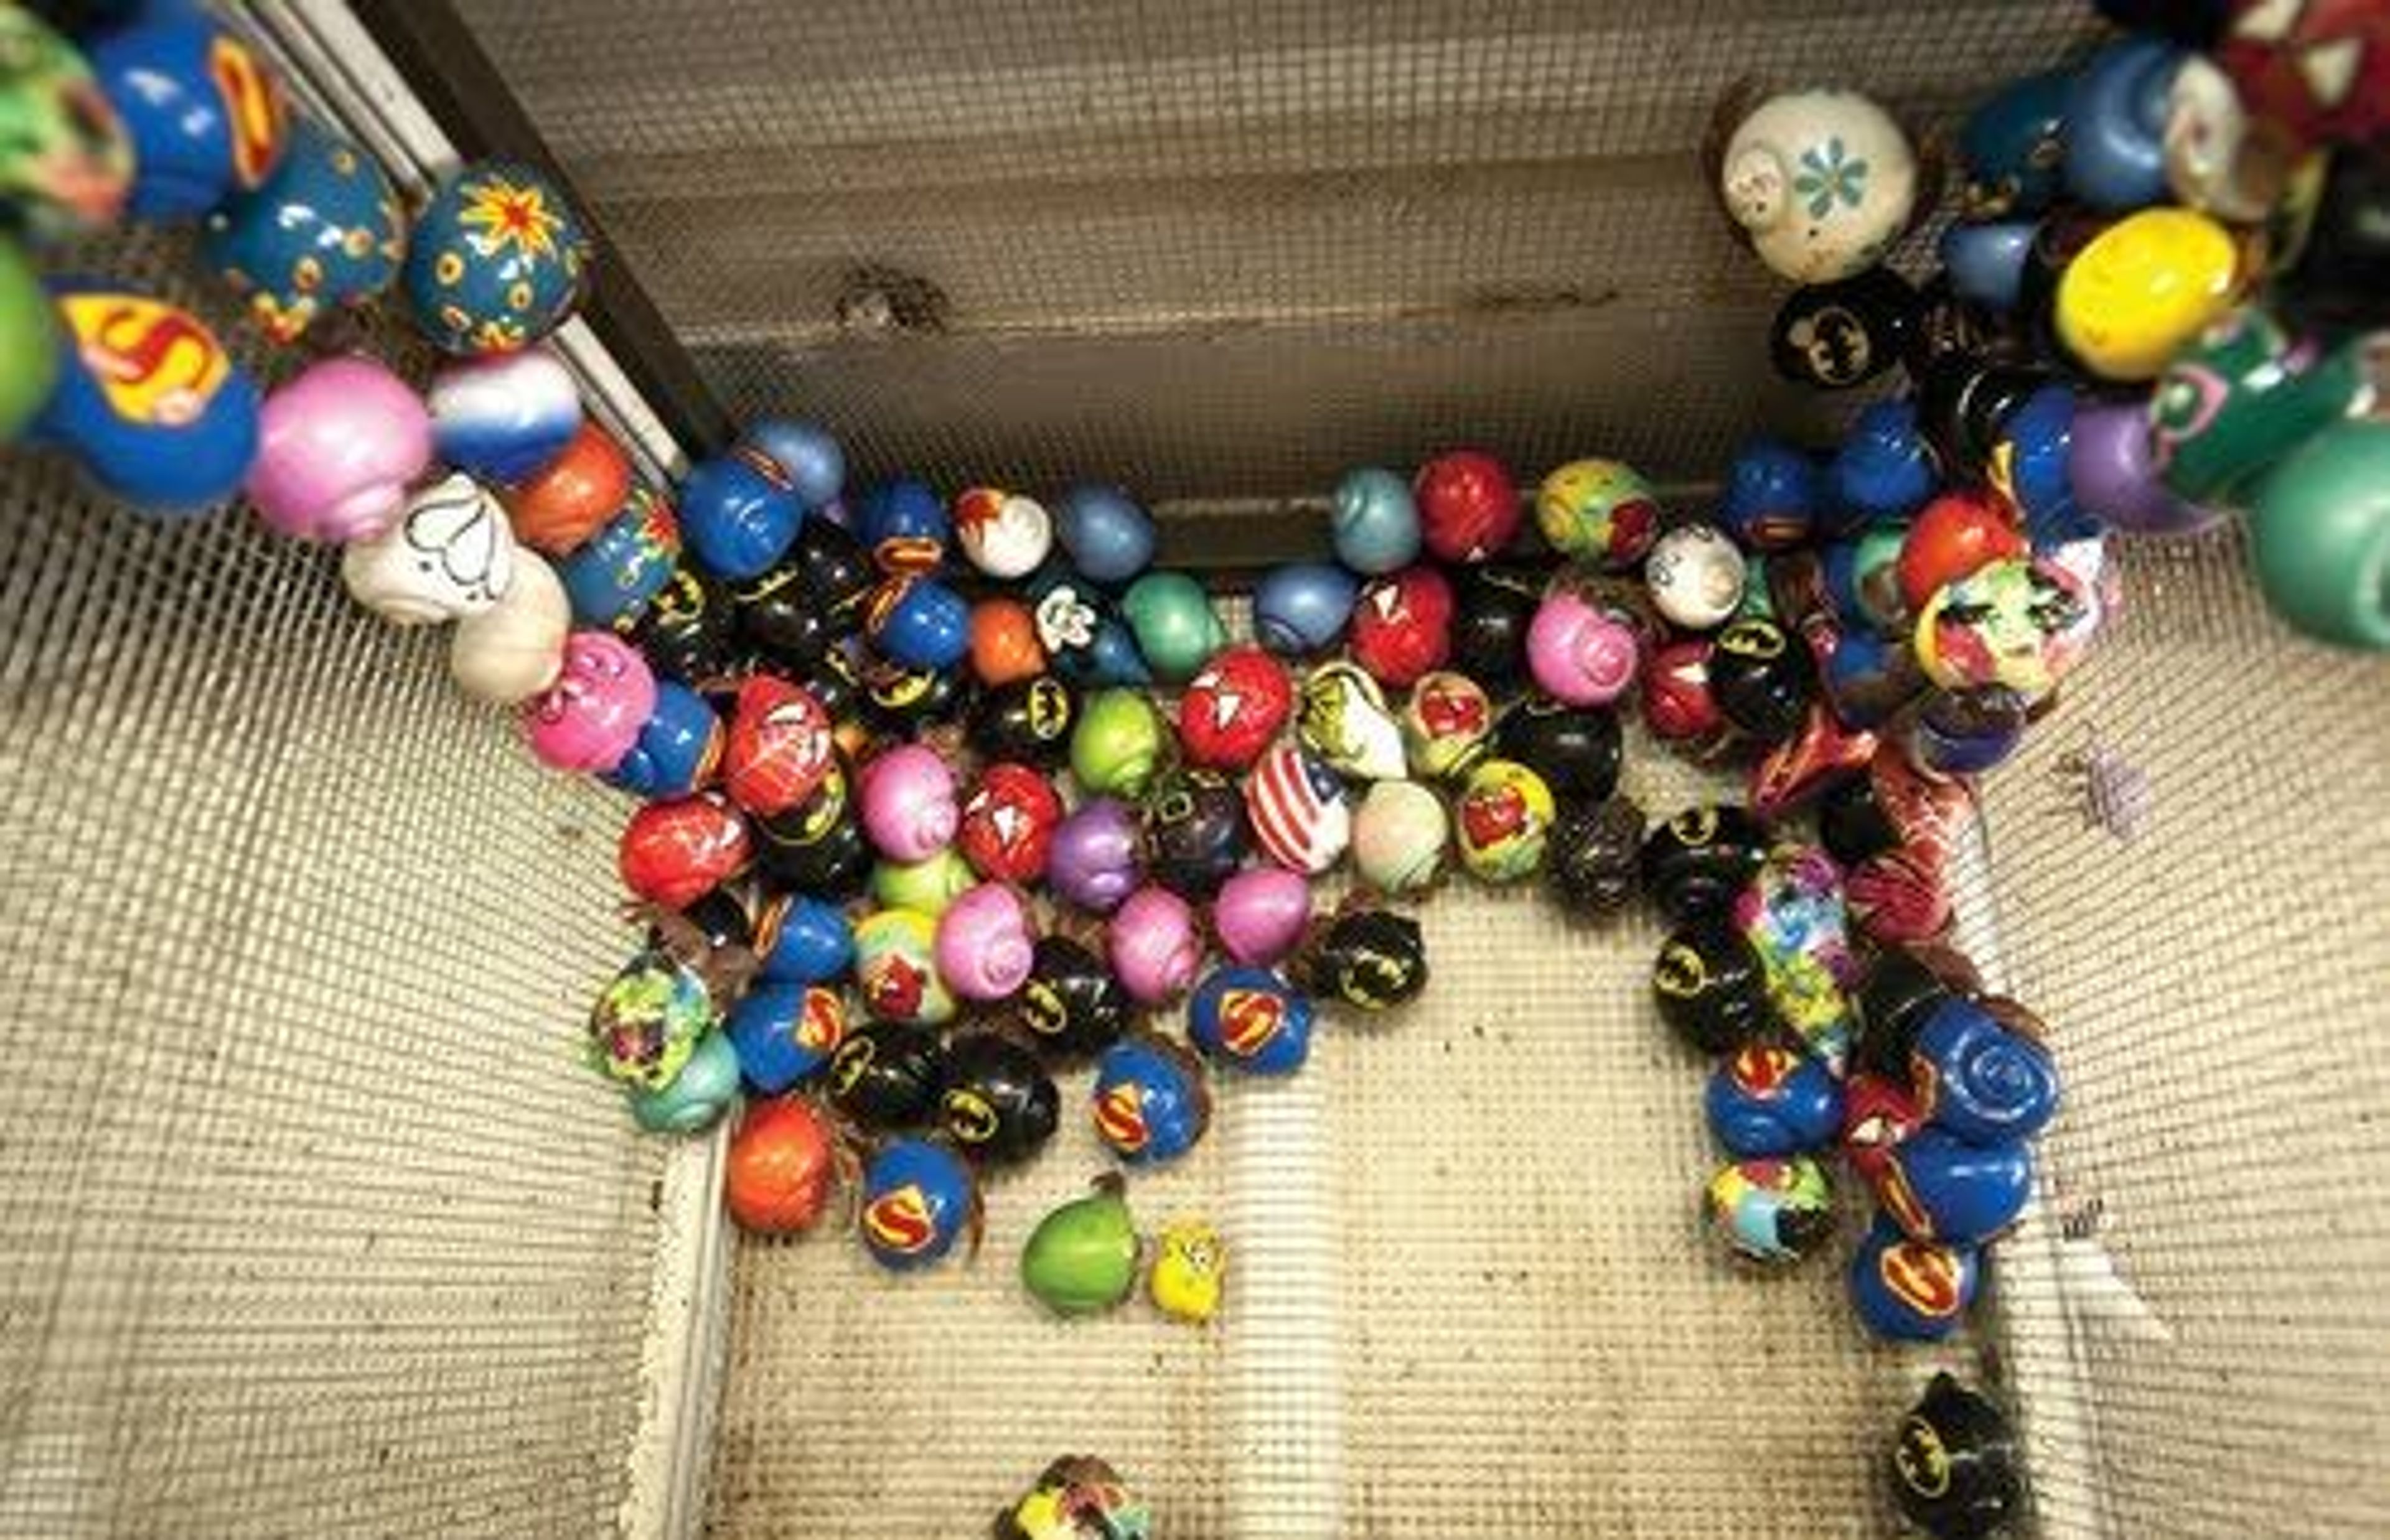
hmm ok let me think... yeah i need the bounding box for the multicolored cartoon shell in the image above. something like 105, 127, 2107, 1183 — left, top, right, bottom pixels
1733, 845, 1861, 1073
587, 949, 715, 1091
1704, 1154, 1837, 1266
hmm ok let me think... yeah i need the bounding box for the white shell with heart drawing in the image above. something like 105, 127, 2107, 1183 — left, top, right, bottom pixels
341, 470, 519, 625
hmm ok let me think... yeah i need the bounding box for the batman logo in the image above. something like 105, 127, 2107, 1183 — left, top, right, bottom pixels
870, 667, 932, 709
733, 564, 797, 606
1022, 981, 1067, 1035
1339, 955, 1416, 1009
1880, 1240, 1964, 1318
1789, 302, 1872, 385
862, 1185, 935, 1254
829, 1035, 876, 1096
942, 1089, 998, 1144
1717, 620, 1785, 660
1026, 679, 1071, 738
1667, 807, 1719, 847
1895, 1416, 1953, 1498
1095, 1083, 1150, 1151
1652, 943, 1710, 998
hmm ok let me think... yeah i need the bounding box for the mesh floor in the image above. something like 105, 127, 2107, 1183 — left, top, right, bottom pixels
0, 220, 668, 1533
697, 539, 2390, 1540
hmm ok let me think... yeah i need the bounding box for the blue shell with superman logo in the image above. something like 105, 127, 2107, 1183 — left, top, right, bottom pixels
858, 1137, 975, 1272
1091, 1038, 1209, 1165
1186, 965, 1314, 1076
725, 981, 846, 1094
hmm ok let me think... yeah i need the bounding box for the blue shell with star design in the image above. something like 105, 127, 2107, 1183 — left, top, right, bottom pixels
403, 160, 589, 355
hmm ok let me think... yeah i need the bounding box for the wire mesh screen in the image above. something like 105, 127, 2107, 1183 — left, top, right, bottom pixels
1964, 539, 2390, 1539
700, 622, 1954, 1540
680, 545, 2389, 1540
0, 220, 665, 1534
451, 0, 2096, 502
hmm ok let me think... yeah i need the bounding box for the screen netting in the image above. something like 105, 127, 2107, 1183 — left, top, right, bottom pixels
449, 0, 2096, 502
0, 228, 672, 1534
4, 1, 2386, 1536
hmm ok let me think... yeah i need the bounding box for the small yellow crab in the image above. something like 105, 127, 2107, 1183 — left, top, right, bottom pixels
1148, 1218, 1225, 1325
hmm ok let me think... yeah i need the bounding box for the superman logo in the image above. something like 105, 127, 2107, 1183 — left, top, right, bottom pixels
1879, 1240, 1964, 1319
864, 577, 912, 635
1730, 1045, 1797, 1095
1095, 1083, 1150, 1152
209, 36, 286, 189
731, 442, 792, 490
874, 536, 943, 577
1911, 1057, 1942, 1120
60, 296, 229, 427
797, 988, 843, 1054
1217, 988, 1284, 1057
863, 1184, 936, 1254
1877, 1161, 1933, 1241
752, 895, 790, 956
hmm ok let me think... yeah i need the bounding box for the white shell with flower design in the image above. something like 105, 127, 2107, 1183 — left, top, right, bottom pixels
1720, 89, 1919, 286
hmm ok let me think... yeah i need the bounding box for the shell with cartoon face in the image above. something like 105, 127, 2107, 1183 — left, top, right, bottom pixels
854, 907, 957, 1027
1297, 661, 1406, 781
1150, 1218, 1226, 1325
1453, 758, 1556, 884
342, 470, 518, 625
586, 948, 714, 1091
1913, 557, 2096, 704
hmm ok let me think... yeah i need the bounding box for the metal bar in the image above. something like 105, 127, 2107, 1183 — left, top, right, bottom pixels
342, 0, 735, 457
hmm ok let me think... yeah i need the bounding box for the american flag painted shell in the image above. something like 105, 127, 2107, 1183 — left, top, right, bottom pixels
1242, 744, 1351, 874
